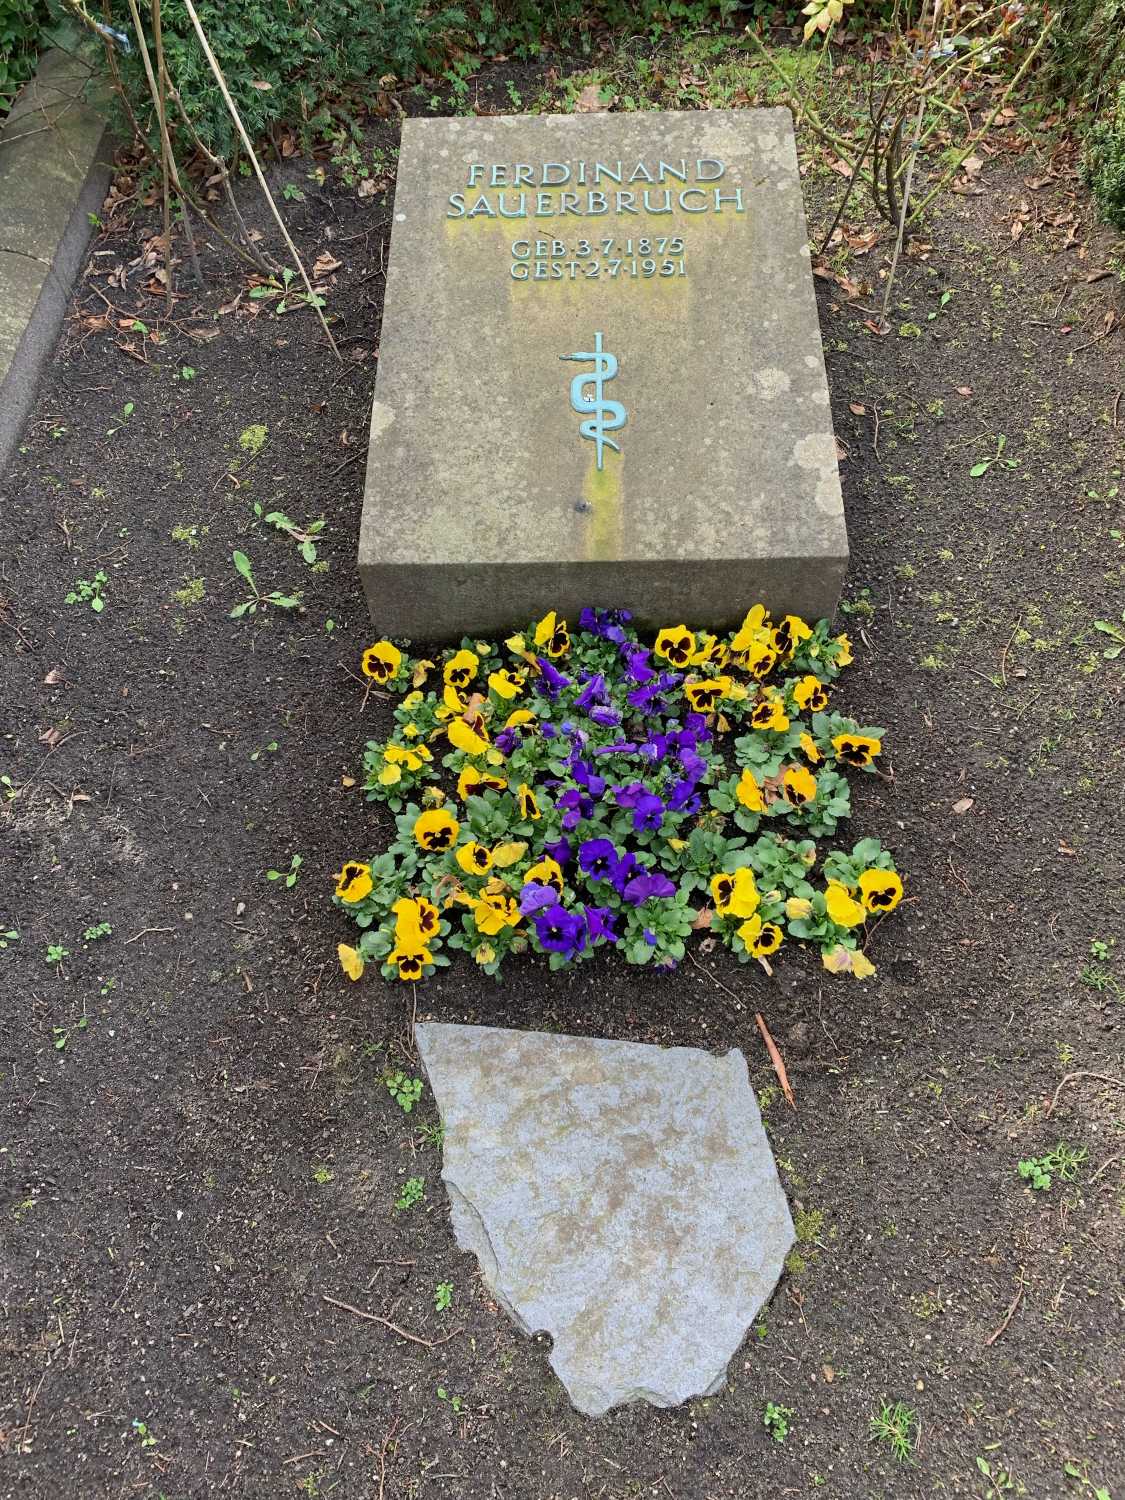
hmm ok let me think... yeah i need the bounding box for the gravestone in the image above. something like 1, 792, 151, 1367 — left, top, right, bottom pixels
359, 108, 846, 640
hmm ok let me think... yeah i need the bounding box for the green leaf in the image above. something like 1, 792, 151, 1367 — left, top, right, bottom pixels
232, 550, 255, 584
969, 461, 990, 477
90, 595, 105, 613
229, 601, 254, 618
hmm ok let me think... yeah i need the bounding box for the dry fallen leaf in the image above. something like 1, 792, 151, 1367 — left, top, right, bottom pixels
43, 667, 64, 685
575, 83, 614, 112
849, 402, 867, 415
341, 775, 357, 788
250, 79, 273, 90
313, 252, 342, 277
357, 178, 377, 198
955, 385, 973, 397
963, 155, 984, 177
952, 797, 975, 815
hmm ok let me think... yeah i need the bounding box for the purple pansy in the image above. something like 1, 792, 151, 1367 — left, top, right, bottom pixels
578, 838, 619, 882
519, 882, 557, 916
622, 871, 677, 905
536, 657, 571, 698
544, 836, 572, 866
584, 905, 620, 944
575, 673, 607, 711
533, 903, 587, 957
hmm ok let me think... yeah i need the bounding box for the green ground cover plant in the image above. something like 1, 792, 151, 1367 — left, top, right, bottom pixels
334, 605, 903, 985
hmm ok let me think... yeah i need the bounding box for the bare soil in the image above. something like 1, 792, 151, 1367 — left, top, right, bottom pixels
1, 51, 1123, 1500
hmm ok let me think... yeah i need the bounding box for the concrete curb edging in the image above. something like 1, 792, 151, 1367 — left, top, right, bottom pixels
0, 46, 113, 481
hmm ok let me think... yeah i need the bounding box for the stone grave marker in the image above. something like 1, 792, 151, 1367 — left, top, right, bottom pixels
359, 108, 846, 640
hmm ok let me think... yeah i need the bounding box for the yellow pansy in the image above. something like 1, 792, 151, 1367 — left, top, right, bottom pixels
683, 675, 732, 713
799, 732, 823, 765
736, 767, 765, 812
772, 614, 812, 659
524, 857, 564, 895
448, 717, 489, 757
785, 896, 813, 920
457, 766, 507, 800
690, 634, 729, 669
750, 697, 790, 733
825, 881, 866, 927
832, 733, 882, 768
710, 867, 760, 919
413, 809, 460, 852
834, 633, 854, 666
858, 868, 903, 913
737, 913, 784, 958
378, 763, 402, 786
411, 659, 434, 687
474, 942, 496, 966
360, 640, 402, 683
488, 669, 523, 700
518, 783, 541, 820
337, 943, 364, 981
503, 709, 537, 730
782, 765, 818, 807
730, 604, 768, 655
393, 896, 439, 944
388, 944, 431, 981
334, 861, 373, 903
456, 842, 493, 876
444, 648, 479, 688
533, 611, 570, 658
491, 841, 527, 868
654, 625, 696, 667
793, 675, 829, 712
821, 944, 875, 978
742, 641, 778, 681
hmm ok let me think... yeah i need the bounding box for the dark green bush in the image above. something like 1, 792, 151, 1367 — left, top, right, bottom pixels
106, 0, 454, 157
1047, 0, 1125, 227
0, 0, 53, 113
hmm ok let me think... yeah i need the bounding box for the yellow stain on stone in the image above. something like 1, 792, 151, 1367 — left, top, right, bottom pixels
582, 449, 623, 562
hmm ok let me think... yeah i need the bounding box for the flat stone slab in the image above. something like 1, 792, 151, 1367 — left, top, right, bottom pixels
359, 108, 847, 640
415, 1022, 794, 1416
0, 43, 111, 479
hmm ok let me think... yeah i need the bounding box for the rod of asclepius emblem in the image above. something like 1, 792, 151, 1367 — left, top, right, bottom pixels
560, 331, 627, 470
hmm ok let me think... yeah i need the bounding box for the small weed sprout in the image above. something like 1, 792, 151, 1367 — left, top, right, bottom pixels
870, 1400, 917, 1462
0, 930, 19, 950
763, 1401, 793, 1442
1018, 1143, 1088, 1192
395, 1176, 424, 1211
65, 571, 108, 613
385, 1072, 423, 1112
44, 943, 69, 966
266, 854, 302, 888
969, 433, 1018, 478
434, 1281, 453, 1312
256, 506, 327, 565
436, 1386, 463, 1413
416, 1120, 445, 1148
83, 922, 112, 942
311, 1165, 334, 1185
230, 551, 303, 618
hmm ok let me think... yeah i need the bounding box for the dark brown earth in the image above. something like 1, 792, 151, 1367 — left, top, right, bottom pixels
1, 43, 1123, 1500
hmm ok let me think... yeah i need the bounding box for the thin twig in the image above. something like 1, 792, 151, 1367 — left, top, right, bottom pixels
320, 1292, 460, 1347
181, 0, 341, 359
878, 92, 926, 331
999, 616, 1021, 687
983, 1281, 1023, 1346
911, 15, 1057, 221
754, 1012, 796, 1110
1073, 318, 1120, 356
1045, 1071, 1125, 1119
123, 926, 175, 945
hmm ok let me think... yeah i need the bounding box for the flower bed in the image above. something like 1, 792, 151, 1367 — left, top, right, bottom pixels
334, 606, 903, 984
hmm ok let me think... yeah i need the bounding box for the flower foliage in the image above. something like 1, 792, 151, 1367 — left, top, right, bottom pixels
334, 606, 902, 984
